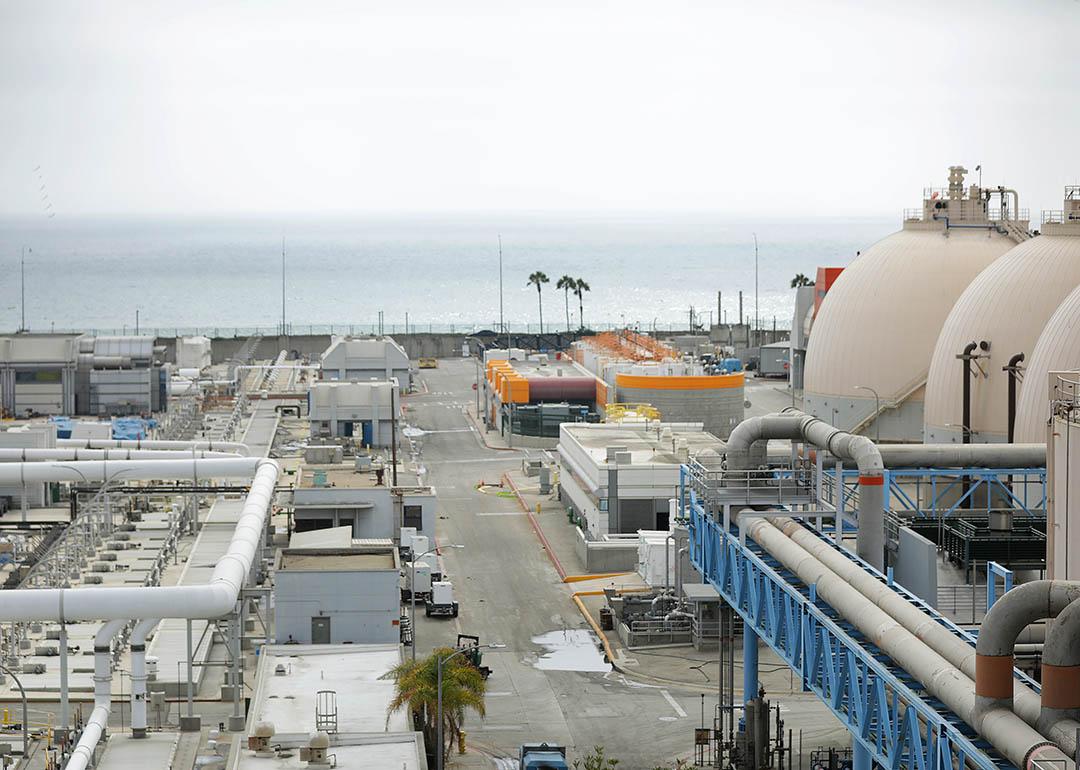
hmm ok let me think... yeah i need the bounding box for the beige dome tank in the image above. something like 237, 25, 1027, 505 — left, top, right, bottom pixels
804, 167, 1017, 441
924, 191, 1080, 443
1012, 192, 1080, 442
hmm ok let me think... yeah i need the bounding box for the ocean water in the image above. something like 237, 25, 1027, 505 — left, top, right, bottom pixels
0, 214, 892, 335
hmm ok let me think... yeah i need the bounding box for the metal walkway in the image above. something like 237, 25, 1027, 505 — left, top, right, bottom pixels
683, 469, 1029, 770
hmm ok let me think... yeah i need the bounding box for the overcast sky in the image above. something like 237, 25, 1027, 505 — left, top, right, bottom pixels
1, 0, 1078, 219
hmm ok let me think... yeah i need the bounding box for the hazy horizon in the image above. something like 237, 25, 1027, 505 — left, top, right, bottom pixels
3, 1, 1079, 220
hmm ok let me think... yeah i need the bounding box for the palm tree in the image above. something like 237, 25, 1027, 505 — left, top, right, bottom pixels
790, 273, 815, 288
574, 278, 590, 330
527, 271, 550, 333
556, 275, 576, 332
384, 648, 487, 764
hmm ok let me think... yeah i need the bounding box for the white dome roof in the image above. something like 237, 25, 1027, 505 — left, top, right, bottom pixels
1014, 282, 1080, 442
924, 233, 1080, 443
804, 227, 1014, 439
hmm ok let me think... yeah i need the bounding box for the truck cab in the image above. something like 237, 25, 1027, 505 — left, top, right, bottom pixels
519, 743, 568, 770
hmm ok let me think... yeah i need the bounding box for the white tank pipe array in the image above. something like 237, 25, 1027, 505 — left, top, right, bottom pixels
0, 458, 279, 621
0, 448, 239, 462
57, 438, 250, 456
765, 517, 1080, 753
130, 618, 161, 739
740, 512, 1071, 770
0, 457, 262, 486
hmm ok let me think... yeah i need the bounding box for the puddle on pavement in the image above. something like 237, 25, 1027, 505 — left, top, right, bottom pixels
532, 629, 612, 673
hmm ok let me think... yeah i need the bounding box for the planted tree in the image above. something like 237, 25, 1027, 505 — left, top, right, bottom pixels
574, 277, 590, 330
384, 648, 487, 764
790, 273, 814, 288
528, 271, 551, 334
557, 274, 576, 332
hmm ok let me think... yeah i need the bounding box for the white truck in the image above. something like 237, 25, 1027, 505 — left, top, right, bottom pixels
425, 580, 459, 618
401, 561, 433, 601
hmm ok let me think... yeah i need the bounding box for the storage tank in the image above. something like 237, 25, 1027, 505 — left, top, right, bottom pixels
1012, 191, 1080, 442
924, 190, 1080, 443
614, 372, 744, 438
804, 167, 1018, 440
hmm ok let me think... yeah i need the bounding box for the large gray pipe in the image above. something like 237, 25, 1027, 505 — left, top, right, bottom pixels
876, 443, 1045, 468
742, 513, 1071, 770
767, 517, 1080, 753
1038, 597, 1080, 735
726, 410, 885, 569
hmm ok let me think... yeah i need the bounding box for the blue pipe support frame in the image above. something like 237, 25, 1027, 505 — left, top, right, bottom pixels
854, 742, 873, 770
681, 465, 1009, 770
743, 624, 759, 704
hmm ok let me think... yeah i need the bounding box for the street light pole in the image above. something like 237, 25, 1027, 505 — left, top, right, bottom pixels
436, 642, 504, 770
411, 545, 463, 662
0, 664, 29, 757
20, 246, 31, 332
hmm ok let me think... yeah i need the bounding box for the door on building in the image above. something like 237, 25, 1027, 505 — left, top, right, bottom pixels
361, 421, 373, 446
311, 616, 331, 644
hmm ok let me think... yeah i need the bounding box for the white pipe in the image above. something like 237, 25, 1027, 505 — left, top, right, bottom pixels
130, 618, 160, 739
0, 448, 238, 462
67, 619, 127, 770
766, 517, 1080, 753
0, 458, 278, 621
0, 457, 262, 485
58, 438, 250, 456
742, 513, 1071, 770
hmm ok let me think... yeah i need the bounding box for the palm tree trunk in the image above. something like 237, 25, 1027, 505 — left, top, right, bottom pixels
537, 286, 544, 335
578, 295, 584, 330
564, 289, 570, 332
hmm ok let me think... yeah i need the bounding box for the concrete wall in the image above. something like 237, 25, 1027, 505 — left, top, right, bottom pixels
157, 333, 473, 365
572, 528, 639, 572
274, 567, 399, 644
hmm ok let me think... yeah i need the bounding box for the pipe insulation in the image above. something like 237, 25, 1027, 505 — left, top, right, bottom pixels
741, 513, 1071, 770
0, 458, 279, 621
726, 410, 885, 569
0, 448, 239, 462
0, 457, 262, 485
66, 619, 127, 770
57, 438, 250, 456
1043, 598, 1080, 734
130, 618, 160, 739
766, 518, 1080, 753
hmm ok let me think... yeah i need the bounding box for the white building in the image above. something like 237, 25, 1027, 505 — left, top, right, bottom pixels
292, 463, 437, 540
557, 422, 724, 537
308, 380, 396, 444
234, 644, 426, 770
320, 336, 411, 392
274, 546, 401, 644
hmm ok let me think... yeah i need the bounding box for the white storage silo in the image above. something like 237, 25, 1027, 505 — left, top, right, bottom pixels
924, 190, 1080, 443
804, 167, 1018, 441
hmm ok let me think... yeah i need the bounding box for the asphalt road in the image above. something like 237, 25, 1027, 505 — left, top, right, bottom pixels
402, 358, 707, 769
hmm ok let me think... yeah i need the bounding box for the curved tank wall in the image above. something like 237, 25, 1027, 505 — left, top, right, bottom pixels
1014, 283, 1080, 442
803, 228, 1015, 441
924, 234, 1080, 443
614, 373, 744, 438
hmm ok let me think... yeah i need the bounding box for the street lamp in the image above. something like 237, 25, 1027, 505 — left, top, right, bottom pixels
0, 664, 29, 757
853, 385, 881, 442
410, 545, 464, 661
436, 643, 505, 770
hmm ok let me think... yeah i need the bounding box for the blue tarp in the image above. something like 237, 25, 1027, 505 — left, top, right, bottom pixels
111, 417, 156, 440
48, 416, 74, 439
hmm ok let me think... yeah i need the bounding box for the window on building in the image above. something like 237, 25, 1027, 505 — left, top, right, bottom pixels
404, 504, 423, 530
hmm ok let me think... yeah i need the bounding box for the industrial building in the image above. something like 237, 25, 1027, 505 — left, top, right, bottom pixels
319, 335, 412, 391
0, 333, 168, 417
292, 461, 436, 539
557, 421, 723, 537
273, 545, 401, 644
308, 379, 397, 443
570, 330, 745, 438
804, 167, 1026, 441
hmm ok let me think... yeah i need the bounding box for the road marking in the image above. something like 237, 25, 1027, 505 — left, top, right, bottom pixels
661, 690, 688, 718
469, 725, 526, 732
475, 511, 527, 517
485, 691, 515, 697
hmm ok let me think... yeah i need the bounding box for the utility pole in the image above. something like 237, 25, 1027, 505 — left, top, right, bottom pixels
499, 235, 508, 352
135, 309, 140, 335
281, 237, 286, 338
753, 233, 759, 348
20, 246, 30, 332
